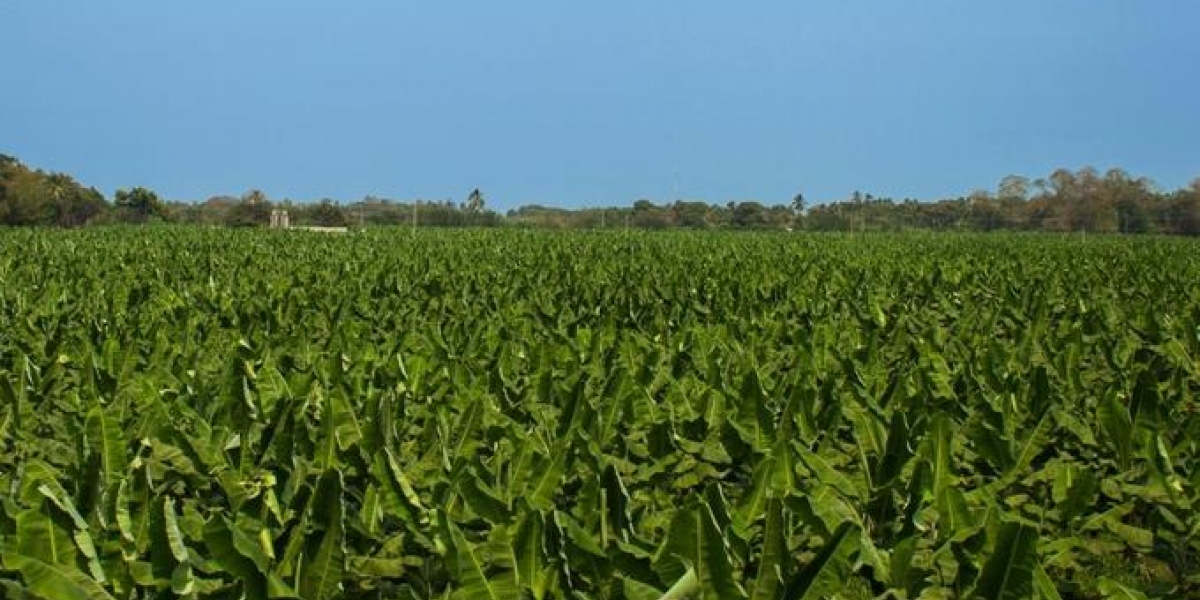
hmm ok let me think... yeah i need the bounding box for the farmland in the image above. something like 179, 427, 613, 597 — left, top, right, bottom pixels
0, 227, 1198, 599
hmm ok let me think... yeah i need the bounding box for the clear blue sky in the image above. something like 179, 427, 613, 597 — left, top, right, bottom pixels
3, 1, 1198, 210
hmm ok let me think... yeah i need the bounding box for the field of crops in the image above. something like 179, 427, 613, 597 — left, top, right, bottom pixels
0, 228, 1197, 600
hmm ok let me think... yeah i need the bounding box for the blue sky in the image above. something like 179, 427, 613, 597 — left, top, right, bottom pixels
2, 1, 1198, 210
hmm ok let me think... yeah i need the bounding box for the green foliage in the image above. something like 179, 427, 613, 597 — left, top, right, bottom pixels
0, 228, 1197, 599
299, 200, 350, 228
0, 158, 108, 227
113, 187, 166, 223
968, 522, 1039, 600
224, 196, 272, 227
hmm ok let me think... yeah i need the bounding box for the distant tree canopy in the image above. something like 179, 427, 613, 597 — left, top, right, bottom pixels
801, 167, 1200, 235
2, 154, 1199, 235
0, 156, 108, 227
222, 191, 273, 227
114, 186, 166, 223
466, 188, 485, 213
301, 199, 350, 227
503, 172, 1200, 235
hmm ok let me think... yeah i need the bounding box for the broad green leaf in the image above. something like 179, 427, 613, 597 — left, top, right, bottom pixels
162, 497, 189, 564
968, 521, 1039, 600
734, 457, 775, 532
512, 509, 550, 599
203, 518, 268, 600
444, 517, 518, 600
83, 406, 126, 509
1095, 577, 1151, 600
329, 389, 364, 451
227, 517, 272, 574
749, 498, 786, 600
782, 521, 859, 600
299, 470, 346, 600
33, 483, 104, 581
347, 556, 407, 578
456, 469, 510, 524
15, 504, 76, 568
623, 576, 664, 600
652, 500, 747, 600
528, 446, 568, 512
0, 553, 114, 600
1097, 391, 1133, 468
600, 464, 633, 542
1033, 564, 1062, 600
657, 569, 698, 600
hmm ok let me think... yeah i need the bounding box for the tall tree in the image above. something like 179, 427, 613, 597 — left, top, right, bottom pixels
732, 201, 768, 228
224, 190, 272, 227
114, 186, 166, 222
790, 192, 806, 230
1174, 179, 1200, 235
307, 199, 349, 227
1, 157, 108, 226
243, 189, 268, 205
466, 188, 485, 212
997, 175, 1030, 202
791, 192, 806, 214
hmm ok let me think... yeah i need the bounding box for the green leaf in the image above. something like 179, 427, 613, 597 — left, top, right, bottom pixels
928, 416, 956, 497
83, 406, 125, 510
1104, 519, 1153, 553
623, 576, 664, 600
600, 464, 634, 542
1033, 564, 1062, 600
0, 553, 114, 600
1003, 411, 1053, 483
1054, 466, 1097, 525
347, 556, 407, 578
444, 517, 517, 600
34, 483, 88, 533
749, 498, 786, 600
203, 519, 268, 600
328, 389, 365, 451
1095, 577, 1151, 600
33, 483, 105, 582
114, 478, 135, 544
652, 500, 747, 600
528, 446, 568, 512
925, 416, 975, 538
782, 521, 859, 600
162, 498, 189, 564
555, 511, 606, 558
656, 569, 698, 600
170, 562, 195, 596
796, 445, 860, 500
769, 434, 797, 498
372, 448, 426, 527
299, 470, 346, 600
733, 457, 774, 531
456, 469, 510, 524
968, 521, 1039, 600
512, 509, 550, 599
1097, 391, 1133, 468
15, 504, 76, 568
449, 395, 486, 469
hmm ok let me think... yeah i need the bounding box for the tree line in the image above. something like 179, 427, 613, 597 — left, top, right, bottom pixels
508, 168, 1200, 235
3, 154, 1199, 234
804, 169, 1200, 235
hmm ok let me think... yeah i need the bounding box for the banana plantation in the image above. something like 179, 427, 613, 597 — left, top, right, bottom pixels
0, 228, 1197, 599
